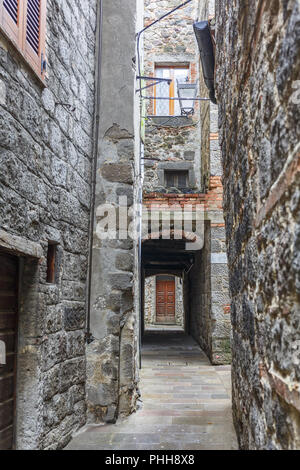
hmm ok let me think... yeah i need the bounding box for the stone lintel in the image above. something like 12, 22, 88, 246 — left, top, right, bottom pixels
0, 229, 43, 259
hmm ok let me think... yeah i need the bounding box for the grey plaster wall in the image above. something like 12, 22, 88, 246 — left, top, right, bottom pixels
0, 0, 97, 449
86, 0, 140, 424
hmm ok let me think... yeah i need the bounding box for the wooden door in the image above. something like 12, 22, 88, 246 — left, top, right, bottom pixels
0, 252, 18, 450
156, 276, 175, 324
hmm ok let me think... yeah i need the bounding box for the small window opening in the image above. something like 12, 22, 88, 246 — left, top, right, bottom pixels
46, 243, 57, 284
165, 170, 189, 189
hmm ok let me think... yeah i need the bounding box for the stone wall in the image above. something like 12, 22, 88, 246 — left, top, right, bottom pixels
189, 220, 231, 364
0, 0, 97, 449
216, 0, 300, 449
86, 0, 140, 425
144, 277, 156, 325
143, 0, 201, 193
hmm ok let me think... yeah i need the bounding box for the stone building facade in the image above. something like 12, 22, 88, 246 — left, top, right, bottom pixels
1, 0, 298, 453
216, 0, 300, 449
143, 0, 201, 192
0, 0, 97, 449
142, 0, 231, 364
0, 0, 143, 450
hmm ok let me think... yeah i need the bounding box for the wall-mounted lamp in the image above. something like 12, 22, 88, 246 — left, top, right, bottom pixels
177, 80, 199, 116
193, 21, 217, 104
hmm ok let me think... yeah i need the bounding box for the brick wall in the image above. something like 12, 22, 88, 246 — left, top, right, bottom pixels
143, 175, 231, 364
143, 176, 223, 212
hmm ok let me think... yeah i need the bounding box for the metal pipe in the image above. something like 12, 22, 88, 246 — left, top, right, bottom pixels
142, 96, 210, 101
136, 1, 193, 366
136, 0, 193, 38
136, 76, 172, 82
86, 0, 103, 344
136, 0, 193, 98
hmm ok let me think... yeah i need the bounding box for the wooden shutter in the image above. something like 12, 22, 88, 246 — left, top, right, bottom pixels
177, 171, 188, 188
0, 0, 47, 81
165, 172, 175, 188
165, 171, 188, 189
23, 0, 47, 79
0, 0, 24, 49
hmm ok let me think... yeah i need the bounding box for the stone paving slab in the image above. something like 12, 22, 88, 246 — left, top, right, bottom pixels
66, 334, 238, 450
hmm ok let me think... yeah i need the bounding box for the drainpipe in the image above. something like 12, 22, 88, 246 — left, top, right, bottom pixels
86, 0, 103, 344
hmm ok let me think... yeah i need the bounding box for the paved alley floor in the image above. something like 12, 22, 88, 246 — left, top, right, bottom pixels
66, 334, 238, 450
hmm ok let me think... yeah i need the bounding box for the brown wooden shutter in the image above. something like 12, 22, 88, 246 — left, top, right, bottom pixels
0, 0, 24, 49
0, 0, 47, 81
23, 0, 47, 79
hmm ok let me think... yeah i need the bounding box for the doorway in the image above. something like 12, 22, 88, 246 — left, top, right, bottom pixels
156, 275, 175, 324
0, 251, 19, 450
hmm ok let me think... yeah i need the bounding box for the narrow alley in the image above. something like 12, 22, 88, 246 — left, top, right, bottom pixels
67, 333, 237, 450
0, 0, 299, 453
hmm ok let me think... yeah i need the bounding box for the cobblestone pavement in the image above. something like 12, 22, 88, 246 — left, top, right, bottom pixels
67, 334, 238, 450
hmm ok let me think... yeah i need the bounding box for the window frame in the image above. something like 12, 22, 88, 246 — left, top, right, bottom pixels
0, 0, 24, 48
154, 65, 190, 116
165, 170, 189, 189
0, 0, 47, 83
46, 242, 58, 284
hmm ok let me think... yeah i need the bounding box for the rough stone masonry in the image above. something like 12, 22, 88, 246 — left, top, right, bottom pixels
142, 0, 231, 365
0, 0, 97, 450
86, 0, 141, 425
216, 0, 300, 449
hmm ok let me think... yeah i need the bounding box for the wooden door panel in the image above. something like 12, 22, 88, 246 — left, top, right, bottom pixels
0, 252, 18, 450
0, 313, 16, 330
0, 401, 14, 431
0, 332, 15, 353
156, 278, 175, 323
0, 354, 15, 375
0, 425, 14, 451
0, 375, 14, 402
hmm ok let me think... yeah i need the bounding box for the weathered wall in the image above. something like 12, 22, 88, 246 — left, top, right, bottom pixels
86, 0, 140, 424
141, 0, 230, 363
143, 0, 201, 193
143, 173, 231, 363
189, 223, 211, 355
0, 0, 97, 449
216, 0, 300, 449
144, 277, 156, 325
189, 220, 230, 364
